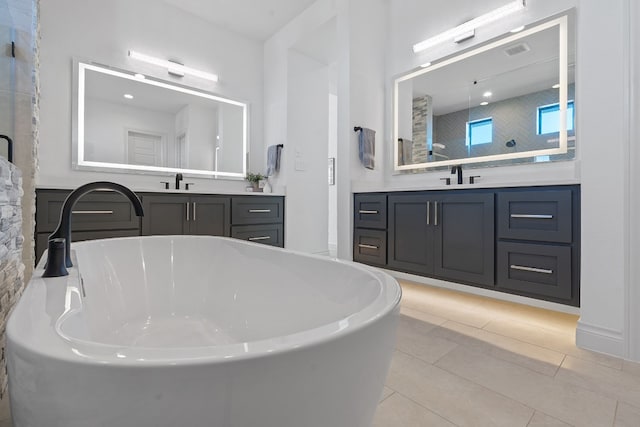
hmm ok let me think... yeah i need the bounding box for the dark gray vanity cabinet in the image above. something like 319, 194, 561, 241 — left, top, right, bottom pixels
387, 193, 434, 275
353, 193, 387, 267
140, 194, 230, 236
35, 189, 142, 262
434, 192, 494, 286
354, 185, 579, 307
495, 186, 580, 306
387, 191, 494, 285
231, 196, 284, 247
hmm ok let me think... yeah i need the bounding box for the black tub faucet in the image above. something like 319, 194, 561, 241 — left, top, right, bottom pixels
45, 182, 144, 276
175, 173, 183, 190
451, 165, 463, 185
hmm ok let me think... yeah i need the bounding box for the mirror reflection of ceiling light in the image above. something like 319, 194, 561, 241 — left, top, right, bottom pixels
421, 62, 432, 68
552, 83, 561, 89
483, 91, 492, 97
123, 94, 134, 99
480, 101, 489, 106
128, 50, 219, 82
134, 73, 146, 79
412, 0, 526, 53
510, 25, 526, 33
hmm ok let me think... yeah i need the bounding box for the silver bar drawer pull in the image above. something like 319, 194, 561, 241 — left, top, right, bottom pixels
249, 209, 271, 213
359, 210, 379, 214
510, 265, 553, 274
248, 236, 271, 241
72, 210, 114, 215
358, 244, 379, 250
510, 214, 554, 219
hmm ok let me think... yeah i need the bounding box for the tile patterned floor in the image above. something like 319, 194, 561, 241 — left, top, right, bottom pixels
373, 280, 640, 427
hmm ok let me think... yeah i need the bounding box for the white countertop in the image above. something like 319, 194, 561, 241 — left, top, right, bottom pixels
36, 185, 285, 196
351, 179, 581, 193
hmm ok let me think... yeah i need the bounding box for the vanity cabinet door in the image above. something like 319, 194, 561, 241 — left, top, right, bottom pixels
388, 194, 435, 275
433, 192, 495, 286
141, 195, 190, 236
189, 196, 230, 236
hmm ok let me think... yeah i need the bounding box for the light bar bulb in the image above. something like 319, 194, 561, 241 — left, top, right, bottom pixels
412, 0, 525, 53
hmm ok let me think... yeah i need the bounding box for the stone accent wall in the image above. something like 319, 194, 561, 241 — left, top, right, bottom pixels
0, 158, 25, 398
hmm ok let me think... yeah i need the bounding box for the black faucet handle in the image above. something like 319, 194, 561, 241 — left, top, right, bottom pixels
160, 181, 170, 189
185, 183, 195, 190
439, 177, 451, 186
469, 175, 481, 184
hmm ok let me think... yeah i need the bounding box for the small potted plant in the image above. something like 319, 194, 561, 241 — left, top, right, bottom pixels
245, 172, 266, 192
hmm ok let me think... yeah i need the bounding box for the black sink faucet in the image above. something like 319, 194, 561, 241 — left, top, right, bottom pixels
44, 182, 144, 276
175, 173, 183, 190
451, 165, 463, 185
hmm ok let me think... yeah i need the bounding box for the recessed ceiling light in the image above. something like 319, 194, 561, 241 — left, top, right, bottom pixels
421, 62, 432, 68
134, 73, 146, 79
552, 83, 561, 89
483, 91, 492, 97
480, 101, 489, 106
510, 25, 525, 33
124, 94, 134, 99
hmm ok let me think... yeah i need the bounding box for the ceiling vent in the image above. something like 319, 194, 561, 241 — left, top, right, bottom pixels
504, 42, 530, 57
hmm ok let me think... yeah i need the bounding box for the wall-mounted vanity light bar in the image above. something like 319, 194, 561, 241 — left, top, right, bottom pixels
128, 50, 219, 82
412, 0, 526, 53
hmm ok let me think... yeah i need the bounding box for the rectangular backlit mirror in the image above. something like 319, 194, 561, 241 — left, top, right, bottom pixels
394, 14, 574, 171
73, 61, 248, 178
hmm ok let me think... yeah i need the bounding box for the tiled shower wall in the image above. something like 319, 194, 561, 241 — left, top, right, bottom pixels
0, 0, 38, 406
0, 157, 24, 398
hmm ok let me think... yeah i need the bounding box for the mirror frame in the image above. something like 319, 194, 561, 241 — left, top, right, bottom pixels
393, 15, 569, 171
72, 60, 249, 178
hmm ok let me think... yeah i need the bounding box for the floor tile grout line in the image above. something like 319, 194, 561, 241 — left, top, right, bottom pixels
378, 390, 395, 404
612, 400, 619, 427
525, 409, 536, 427
389, 389, 463, 427
398, 349, 538, 424
554, 354, 567, 378
432, 352, 582, 427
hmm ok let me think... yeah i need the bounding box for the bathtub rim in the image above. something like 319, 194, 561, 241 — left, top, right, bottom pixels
8, 235, 402, 367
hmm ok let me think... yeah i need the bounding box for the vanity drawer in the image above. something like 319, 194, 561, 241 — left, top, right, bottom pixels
497, 189, 572, 243
496, 241, 572, 300
353, 229, 387, 266
36, 190, 142, 232
231, 196, 284, 225
231, 224, 283, 247
354, 194, 387, 230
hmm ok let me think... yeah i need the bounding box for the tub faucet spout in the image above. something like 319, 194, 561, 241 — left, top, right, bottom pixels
45, 182, 144, 275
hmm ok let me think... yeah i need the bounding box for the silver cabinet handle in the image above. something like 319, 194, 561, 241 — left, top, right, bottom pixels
510, 265, 553, 274
358, 244, 378, 250
193, 202, 196, 221
434, 201, 438, 226
510, 214, 554, 219
359, 210, 379, 214
249, 209, 271, 213
249, 236, 271, 241
72, 210, 114, 215
186, 202, 190, 222
426, 201, 430, 225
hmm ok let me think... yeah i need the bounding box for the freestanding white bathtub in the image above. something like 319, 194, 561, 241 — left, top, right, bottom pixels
7, 236, 401, 427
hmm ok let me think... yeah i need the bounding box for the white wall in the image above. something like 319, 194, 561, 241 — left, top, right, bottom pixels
38, 0, 263, 192
85, 98, 175, 165
264, 0, 338, 253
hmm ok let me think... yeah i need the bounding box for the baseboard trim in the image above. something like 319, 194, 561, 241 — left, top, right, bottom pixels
575, 320, 625, 358
388, 270, 581, 315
